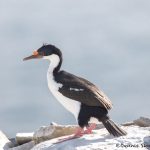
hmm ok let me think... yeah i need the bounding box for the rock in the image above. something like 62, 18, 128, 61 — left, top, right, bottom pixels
8, 141, 35, 150
9, 138, 18, 147
16, 133, 34, 145
7, 117, 150, 150
13, 124, 78, 145
50, 122, 58, 126
33, 122, 104, 144
33, 125, 78, 144
134, 117, 150, 127
122, 122, 135, 126
0, 130, 13, 150
31, 126, 150, 150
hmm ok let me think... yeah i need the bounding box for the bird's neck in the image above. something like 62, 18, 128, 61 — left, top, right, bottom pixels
47, 54, 62, 76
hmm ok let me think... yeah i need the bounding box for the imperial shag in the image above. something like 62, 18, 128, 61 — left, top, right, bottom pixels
23, 44, 126, 139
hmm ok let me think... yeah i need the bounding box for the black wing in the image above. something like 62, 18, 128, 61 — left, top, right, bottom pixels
55, 71, 112, 110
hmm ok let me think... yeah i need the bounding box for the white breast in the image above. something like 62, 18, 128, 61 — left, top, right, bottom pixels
45, 54, 81, 120
47, 71, 81, 120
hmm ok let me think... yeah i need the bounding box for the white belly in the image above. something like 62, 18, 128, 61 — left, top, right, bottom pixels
47, 73, 81, 120
89, 117, 100, 124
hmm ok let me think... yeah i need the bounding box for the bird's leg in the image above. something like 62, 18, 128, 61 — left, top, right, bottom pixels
73, 127, 84, 137
56, 127, 84, 143
84, 123, 96, 134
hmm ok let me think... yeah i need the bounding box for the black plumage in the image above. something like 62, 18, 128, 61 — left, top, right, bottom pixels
23, 44, 127, 137
55, 70, 112, 110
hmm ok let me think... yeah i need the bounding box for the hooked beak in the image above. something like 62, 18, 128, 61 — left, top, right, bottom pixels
23, 51, 43, 61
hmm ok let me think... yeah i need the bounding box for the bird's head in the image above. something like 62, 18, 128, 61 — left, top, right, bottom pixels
23, 44, 63, 73
23, 44, 62, 61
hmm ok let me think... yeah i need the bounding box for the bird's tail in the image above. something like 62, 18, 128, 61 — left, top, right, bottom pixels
102, 118, 127, 137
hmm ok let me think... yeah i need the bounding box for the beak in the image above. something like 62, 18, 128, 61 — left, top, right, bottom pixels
23, 51, 43, 61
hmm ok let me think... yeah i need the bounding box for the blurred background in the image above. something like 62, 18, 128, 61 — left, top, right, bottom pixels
0, 0, 150, 137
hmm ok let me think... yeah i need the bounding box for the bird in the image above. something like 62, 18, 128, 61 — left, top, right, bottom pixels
23, 44, 127, 139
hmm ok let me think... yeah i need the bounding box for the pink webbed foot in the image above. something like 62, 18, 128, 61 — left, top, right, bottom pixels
55, 127, 84, 143
74, 127, 84, 137
84, 123, 96, 134
54, 125, 96, 144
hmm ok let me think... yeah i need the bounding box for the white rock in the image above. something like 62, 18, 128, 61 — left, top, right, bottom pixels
16, 132, 34, 145
0, 130, 13, 150
31, 126, 150, 150
8, 141, 35, 150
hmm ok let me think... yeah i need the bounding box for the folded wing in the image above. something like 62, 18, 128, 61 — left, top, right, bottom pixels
56, 71, 113, 110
